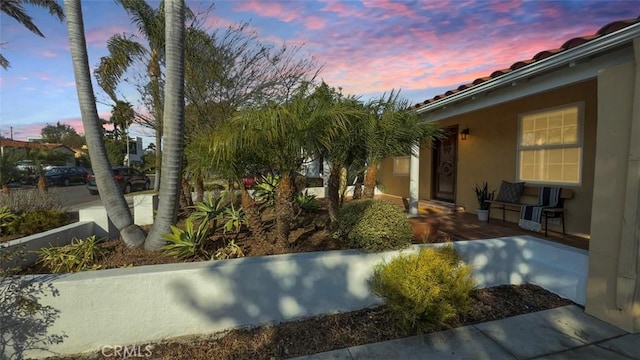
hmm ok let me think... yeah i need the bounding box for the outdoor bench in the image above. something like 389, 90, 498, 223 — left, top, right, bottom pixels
486, 186, 574, 236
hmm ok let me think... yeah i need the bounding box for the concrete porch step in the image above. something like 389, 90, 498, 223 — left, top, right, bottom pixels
419, 200, 465, 215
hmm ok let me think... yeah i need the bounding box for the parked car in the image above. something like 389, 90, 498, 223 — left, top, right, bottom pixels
37, 166, 90, 186
86, 167, 151, 195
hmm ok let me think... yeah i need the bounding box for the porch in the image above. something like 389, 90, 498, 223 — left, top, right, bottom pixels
375, 194, 589, 251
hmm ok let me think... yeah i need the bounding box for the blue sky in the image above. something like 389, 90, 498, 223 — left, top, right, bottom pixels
0, 0, 637, 145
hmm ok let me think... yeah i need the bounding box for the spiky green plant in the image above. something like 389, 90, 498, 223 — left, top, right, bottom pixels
36, 236, 107, 273
161, 218, 210, 259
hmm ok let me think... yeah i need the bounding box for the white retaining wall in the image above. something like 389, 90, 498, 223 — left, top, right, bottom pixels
11, 235, 588, 359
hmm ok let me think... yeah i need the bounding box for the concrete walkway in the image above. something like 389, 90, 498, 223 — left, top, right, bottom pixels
293, 305, 639, 360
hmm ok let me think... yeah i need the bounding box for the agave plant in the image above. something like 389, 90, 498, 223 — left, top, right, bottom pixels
252, 173, 280, 206
296, 190, 319, 212
222, 203, 246, 235
189, 191, 229, 230
161, 218, 210, 259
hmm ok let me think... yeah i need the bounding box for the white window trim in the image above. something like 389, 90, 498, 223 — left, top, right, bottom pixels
515, 101, 584, 186
393, 156, 410, 176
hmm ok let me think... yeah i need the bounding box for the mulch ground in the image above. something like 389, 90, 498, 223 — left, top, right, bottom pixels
50, 284, 574, 360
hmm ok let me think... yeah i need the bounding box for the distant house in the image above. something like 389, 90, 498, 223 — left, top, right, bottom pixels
124, 137, 144, 165
377, 16, 640, 332
0, 139, 76, 166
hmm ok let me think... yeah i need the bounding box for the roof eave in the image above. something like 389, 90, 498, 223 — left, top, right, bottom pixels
415, 22, 640, 115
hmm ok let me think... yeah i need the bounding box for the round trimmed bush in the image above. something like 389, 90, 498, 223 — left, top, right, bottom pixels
333, 199, 412, 251
369, 245, 475, 333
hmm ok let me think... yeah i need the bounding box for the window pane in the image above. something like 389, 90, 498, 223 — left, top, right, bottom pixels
564, 147, 580, 164
562, 125, 578, 144
548, 127, 562, 144
534, 130, 547, 145
521, 131, 535, 146
548, 114, 563, 128
518, 146, 580, 184
393, 156, 409, 176
522, 117, 534, 131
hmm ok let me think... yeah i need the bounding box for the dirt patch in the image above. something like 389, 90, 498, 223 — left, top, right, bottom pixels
50, 284, 574, 360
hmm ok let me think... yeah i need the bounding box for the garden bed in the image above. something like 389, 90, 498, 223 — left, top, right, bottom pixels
50, 284, 574, 360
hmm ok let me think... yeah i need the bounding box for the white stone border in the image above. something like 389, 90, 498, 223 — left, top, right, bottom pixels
8, 235, 587, 359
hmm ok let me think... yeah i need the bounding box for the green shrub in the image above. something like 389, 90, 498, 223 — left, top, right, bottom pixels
6, 210, 71, 236
0, 205, 16, 235
296, 190, 319, 212
369, 245, 475, 333
161, 218, 210, 259
334, 199, 412, 251
0, 188, 65, 214
37, 235, 107, 273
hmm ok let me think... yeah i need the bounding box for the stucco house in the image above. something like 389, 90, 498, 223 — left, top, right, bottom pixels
0, 139, 76, 167
378, 17, 640, 332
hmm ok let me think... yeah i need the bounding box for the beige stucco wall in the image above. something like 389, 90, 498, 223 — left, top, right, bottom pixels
585, 59, 640, 332
379, 80, 598, 237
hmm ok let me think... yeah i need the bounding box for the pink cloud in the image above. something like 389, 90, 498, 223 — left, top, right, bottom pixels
305, 16, 326, 30
41, 50, 58, 58
233, 1, 300, 23
85, 25, 131, 46
489, 0, 524, 13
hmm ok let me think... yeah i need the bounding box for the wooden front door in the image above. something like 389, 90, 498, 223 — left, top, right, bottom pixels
432, 126, 458, 202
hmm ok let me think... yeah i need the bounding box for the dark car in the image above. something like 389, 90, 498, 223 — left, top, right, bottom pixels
39, 166, 90, 186
86, 167, 151, 195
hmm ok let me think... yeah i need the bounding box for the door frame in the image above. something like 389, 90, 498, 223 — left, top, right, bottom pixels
431, 125, 459, 203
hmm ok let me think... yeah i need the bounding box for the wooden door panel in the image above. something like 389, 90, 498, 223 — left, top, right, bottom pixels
432, 127, 457, 202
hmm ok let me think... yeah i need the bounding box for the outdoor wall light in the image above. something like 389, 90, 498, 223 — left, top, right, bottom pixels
460, 128, 470, 140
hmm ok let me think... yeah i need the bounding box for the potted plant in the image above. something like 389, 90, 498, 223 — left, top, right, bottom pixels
473, 182, 495, 221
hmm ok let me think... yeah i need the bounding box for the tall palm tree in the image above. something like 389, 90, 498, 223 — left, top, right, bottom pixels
64, 0, 146, 247
144, 0, 185, 251
94, 0, 186, 190
361, 90, 442, 198
0, 0, 64, 69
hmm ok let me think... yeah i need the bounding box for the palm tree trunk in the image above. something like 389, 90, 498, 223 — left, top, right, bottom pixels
327, 161, 342, 221
179, 176, 192, 209
195, 175, 204, 203
352, 173, 363, 200
37, 176, 48, 192
2, 184, 9, 195
274, 173, 295, 247
240, 189, 267, 243
363, 162, 377, 198
145, 0, 185, 251
65, 0, 145, 247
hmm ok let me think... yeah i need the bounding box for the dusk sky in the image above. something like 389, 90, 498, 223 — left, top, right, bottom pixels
0, 0, 637, 145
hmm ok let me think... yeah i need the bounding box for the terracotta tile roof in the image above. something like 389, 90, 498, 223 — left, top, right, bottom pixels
413, 16, 640, 110
0, 138, 66, 150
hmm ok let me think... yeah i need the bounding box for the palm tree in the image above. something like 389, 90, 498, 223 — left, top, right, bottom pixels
64, 0, 145, 247
95, 0, 191, 190
191, 128, 270, 245
0, 0, 64, 69
211, 83, 357, 247
144, 0, 185, 251
361, 90, 442, 198
312, 82, 368, 221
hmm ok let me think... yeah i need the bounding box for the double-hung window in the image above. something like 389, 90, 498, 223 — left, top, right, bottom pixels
517, 103, 583, 185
